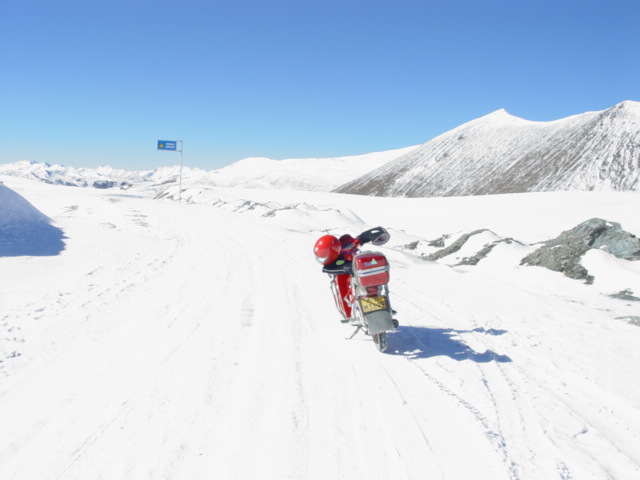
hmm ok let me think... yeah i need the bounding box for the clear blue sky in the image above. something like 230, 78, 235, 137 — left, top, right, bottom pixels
2, 0, 638, 171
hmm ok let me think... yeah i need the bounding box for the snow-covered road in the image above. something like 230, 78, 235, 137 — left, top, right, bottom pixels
1, 177, 639, 479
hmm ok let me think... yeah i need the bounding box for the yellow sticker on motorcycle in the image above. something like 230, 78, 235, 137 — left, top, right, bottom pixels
360, 296, 387, 313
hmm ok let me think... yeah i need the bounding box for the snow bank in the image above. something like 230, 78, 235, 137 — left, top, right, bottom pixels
0, 182, 65, 256
0, 182, 50, 227
582, 249, 640, 295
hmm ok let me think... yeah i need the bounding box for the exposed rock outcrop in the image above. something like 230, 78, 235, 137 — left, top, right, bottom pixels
520, 218, 640, 282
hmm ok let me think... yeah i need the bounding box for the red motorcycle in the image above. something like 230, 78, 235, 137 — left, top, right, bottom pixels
313, 227, 398, 352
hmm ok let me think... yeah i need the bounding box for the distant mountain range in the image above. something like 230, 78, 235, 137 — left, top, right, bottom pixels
335, 101, 640, 197
0, 148, 416, 193
1, 101, 638, 198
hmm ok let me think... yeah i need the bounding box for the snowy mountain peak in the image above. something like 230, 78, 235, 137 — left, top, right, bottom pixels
610, 99, 640, 112
597, 100, 640, 123
482, 108, 514, 118
335, 101, 640, 197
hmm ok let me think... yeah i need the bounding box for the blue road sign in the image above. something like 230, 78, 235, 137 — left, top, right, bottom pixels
157, 140, 177, 151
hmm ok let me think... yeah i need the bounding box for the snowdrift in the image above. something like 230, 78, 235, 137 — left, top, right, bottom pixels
0, 182, 65, 256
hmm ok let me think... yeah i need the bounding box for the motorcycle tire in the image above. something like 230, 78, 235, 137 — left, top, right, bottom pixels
372, 332, 388, 352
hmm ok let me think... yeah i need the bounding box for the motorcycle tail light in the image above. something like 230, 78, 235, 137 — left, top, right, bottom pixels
366, 286, 379, 296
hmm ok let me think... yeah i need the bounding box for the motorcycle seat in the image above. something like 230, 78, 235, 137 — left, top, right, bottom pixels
322, 259, 353, 275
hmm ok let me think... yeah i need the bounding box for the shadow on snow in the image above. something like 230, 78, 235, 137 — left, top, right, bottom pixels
387, 325, 512, 362
0, 223, 66, 257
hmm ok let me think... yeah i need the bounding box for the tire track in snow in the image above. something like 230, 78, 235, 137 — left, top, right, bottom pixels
389, 255, 640, 479
0, 197, 261, 479
389, 284, 523, 480
199, 225, 315, 478
495, 353, 640, 478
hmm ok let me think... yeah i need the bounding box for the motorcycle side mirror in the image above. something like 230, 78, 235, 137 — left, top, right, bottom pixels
358, 227, 390, 246
372, 232, 390, 245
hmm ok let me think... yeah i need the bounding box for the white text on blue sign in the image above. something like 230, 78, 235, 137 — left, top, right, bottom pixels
158, 140, 177, 151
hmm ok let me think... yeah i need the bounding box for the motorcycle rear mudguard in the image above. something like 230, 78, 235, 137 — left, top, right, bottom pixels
364, 307, 395, 335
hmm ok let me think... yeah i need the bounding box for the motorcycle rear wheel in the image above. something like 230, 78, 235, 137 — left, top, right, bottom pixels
372, 332, 388, 352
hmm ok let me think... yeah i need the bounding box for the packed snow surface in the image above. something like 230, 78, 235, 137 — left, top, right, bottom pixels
1, 176, 639, 480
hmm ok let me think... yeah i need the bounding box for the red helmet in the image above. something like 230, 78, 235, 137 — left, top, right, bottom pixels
313, 235, 341, 265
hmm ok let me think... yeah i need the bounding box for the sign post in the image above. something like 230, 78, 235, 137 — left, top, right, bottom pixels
157, 140, 184, 202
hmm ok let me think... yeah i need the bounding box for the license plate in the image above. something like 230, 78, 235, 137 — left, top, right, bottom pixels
359, 296, 387, 313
